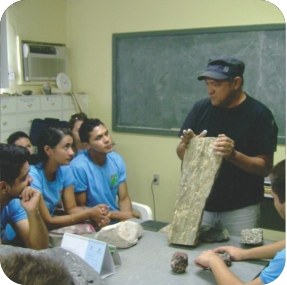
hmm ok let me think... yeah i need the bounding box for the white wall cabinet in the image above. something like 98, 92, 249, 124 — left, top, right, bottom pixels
0, 94, 88, 143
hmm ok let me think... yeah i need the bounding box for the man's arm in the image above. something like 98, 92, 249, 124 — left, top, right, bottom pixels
15, 187, 49, 249
214, 134, 273, 176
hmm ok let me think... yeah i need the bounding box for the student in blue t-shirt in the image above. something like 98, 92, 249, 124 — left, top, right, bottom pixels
70, 118, 139, 223
7, 131, 38, 164
0, 143, 48, 249
29, 127, 110, 230
195, 160, 285, 285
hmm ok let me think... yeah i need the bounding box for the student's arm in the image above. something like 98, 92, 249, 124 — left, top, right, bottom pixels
62, 185, 88, 214
195, 241, 285, 285
195, 250, 263, 285
75, 191, 87, 206
117, 182, 133, 212
109, 182, 139, 221
15, 187, 49, 249
214, 240, 285, 261
39, 186, 109, 230
62, 186, 107, 215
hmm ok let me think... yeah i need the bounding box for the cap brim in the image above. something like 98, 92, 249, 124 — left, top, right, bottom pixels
197, 71, 229, 80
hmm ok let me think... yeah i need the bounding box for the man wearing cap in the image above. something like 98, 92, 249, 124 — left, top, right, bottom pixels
176, 56, 278, 236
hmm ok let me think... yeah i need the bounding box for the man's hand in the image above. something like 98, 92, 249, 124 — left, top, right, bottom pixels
180, 129, 207, 145
213, 134, 235, 159
177, 129, 207, 160
19, 186, 41, 214
18, 187, 49, 249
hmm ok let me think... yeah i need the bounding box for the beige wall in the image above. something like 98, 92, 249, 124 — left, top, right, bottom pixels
4, 0, 286, 222
66, 0, 285, 222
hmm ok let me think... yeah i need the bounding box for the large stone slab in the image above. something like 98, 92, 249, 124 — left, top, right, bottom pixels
168, 137, 222, 246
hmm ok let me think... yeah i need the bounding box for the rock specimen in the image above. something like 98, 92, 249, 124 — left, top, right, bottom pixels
0, 245, 103, 285
0, 251, 74, 285
171, 252, 188, 273
204, 251, 232, 270
218, 251, 232, 267
198, 225, 229, 243
94, 220, 143, 248
241, 228, 264, 246
168, 137, 222, 246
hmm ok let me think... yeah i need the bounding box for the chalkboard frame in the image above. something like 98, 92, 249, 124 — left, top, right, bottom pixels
112, 24, 285, 143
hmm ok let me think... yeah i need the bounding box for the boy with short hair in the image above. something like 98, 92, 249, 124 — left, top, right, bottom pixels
0, 143, 48, 249
195, 160, 285, 285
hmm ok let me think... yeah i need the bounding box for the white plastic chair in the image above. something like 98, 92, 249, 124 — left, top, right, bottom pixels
132, 201, 153, 221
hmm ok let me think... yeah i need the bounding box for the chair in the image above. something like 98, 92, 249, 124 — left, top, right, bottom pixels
132, 201, 153, 221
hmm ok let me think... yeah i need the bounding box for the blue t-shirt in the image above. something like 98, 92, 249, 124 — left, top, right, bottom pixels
260, 249, 285, 284
70, 150, 126, 211
1, 199, 27, 242
29, 163, 74, 215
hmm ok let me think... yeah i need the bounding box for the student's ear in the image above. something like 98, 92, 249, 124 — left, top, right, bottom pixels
0, 181, 9, 194
43, 145, 52, 156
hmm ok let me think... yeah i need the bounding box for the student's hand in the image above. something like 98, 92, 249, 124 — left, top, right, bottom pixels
194, 250, 223, 269
97, 204, 110, 227
213, 246, 246, 261
89, 205, 110, 227
97, 204, 109, 216
97, 215, 111, 228
213, 134, 235, 159
180, 129, 207, 145
19, 186, 41, 214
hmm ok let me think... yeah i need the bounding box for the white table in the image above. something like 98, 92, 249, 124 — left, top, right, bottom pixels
105, 229, 267, 285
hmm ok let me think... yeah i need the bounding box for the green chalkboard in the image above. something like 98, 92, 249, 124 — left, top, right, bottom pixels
112, 24, 285, 143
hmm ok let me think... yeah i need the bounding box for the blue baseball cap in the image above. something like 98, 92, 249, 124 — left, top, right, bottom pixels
198, 57, 245, 80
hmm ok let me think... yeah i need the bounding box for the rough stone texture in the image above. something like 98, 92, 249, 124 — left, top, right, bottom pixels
241, 228, 264, 246
168, 137, 222, 246
204, 252, 232, 270
170, 252, 188, 274
218, 251, 232, 267
198, 225, 229, 243
0, 245, 103, 285
94, 221, 143, 248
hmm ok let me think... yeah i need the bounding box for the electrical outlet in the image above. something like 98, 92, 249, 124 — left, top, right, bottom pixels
153, 174, 160, 185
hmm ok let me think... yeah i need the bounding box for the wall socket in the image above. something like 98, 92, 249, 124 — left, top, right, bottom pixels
153, 174, 160, 185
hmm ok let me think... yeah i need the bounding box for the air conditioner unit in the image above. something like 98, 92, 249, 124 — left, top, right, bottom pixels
22, 41, 67, 82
